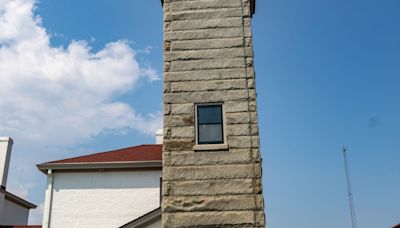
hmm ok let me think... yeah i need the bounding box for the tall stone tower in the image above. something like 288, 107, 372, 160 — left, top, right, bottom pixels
162, 0, 265, 227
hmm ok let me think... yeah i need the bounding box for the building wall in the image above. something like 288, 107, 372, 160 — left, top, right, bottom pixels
0, 137, 13, 188
0, 191, 4, 224
2, 198, 30, 225
162, 0, 265, 227
47, 170, 161, 228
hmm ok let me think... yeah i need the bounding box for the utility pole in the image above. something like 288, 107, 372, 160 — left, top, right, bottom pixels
343, 145, 358, 228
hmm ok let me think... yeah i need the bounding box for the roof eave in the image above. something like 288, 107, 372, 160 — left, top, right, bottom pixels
0, 188, 37, 209
37, 160, 162, 174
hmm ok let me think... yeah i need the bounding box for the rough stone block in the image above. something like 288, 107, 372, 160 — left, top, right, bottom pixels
170, 17, 243, 31
170, 126, 194, 139
163, 127, 172, 139
163, 194, 263, 212
170, 0, 242, 12
163, 103, 171, 115
171, 37, 244, 51
249, 100, 257, 111
249, 88, 257, 99
164, 47, 252, 61
256, 211, 265, 227
227, 136, 252, 148
165, 150, 252, 166
247, 78, 255, 88
163, 211, 258, 227
171, 79, 247, 92
245, 17, 252, 26
168, 8, 244, 21
170, 58, 245, 71
246, 67, 255, 78
163, 164, 261, 180
165, 27, 249, 41
164, 139, 194, 151
165, 68, 247, 82
252, 135, 260, 147
251, 148, 262, 163
224, 101, 250, 113
227, 136, 260, 149
164, 115, 194, 127
170, 103, 194, 115
164, 82, 171, 93
162, 181, 172, 196
226, 124, 251, 136
166, 178, 257, 196
250, 124, 259, 135
226, 112, 251, 124
164, 90, 249, 104
163, 61, 171, 72
226, 111, 258, 124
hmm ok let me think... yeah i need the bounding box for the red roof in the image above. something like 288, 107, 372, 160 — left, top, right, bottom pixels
42, 144, 162, 164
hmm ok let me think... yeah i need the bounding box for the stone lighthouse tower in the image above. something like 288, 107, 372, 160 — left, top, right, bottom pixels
161, 0, 265, 227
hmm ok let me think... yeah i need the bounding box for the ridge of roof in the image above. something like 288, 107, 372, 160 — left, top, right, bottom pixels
38, 144, 162, 165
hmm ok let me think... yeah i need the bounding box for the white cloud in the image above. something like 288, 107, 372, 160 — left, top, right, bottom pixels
0, 0, 162, 147
0, 0, 162, 223
7, 180, 32, 199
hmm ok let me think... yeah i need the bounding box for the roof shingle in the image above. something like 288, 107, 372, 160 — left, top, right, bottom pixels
41, 144, 162, 165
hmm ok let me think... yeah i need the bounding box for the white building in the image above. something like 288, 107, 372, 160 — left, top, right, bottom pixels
37, 144, 162, 228
0, 137, 37, 226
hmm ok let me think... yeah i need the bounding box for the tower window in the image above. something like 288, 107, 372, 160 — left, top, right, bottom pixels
196, 104, 224, 144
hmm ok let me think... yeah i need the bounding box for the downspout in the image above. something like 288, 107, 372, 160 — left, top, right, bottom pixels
42, 169, 53, 228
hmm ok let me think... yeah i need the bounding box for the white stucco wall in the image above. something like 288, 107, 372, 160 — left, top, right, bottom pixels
47, 170, 161, 228
2, 198, 30, 225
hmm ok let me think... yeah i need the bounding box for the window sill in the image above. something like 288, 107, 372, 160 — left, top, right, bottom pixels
193, 144, 229, 151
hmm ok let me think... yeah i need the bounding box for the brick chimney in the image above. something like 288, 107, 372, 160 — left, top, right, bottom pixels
0, 137, 13, 188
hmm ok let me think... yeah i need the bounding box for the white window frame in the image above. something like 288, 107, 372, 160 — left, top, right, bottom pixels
193, 103, 228, 151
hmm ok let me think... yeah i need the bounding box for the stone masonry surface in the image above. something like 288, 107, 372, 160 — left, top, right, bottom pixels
162, 0, 265, 227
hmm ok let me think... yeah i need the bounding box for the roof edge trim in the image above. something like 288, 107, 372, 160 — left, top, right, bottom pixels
37, 161, 162, 173
3, 190, 37, 209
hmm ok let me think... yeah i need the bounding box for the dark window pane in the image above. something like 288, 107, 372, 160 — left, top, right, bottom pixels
198, 105, 222, 124
198, 124, 223, 144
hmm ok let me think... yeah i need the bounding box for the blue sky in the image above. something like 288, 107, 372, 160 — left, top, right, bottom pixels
1, 0, 399, 227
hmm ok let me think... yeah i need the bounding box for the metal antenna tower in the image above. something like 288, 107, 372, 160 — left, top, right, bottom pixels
343, 145, 357, 228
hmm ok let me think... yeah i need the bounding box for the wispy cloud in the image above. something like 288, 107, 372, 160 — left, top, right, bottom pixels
0, 0, 161, 223
0, 0, 161, 146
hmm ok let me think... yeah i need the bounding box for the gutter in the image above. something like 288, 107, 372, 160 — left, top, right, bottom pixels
4, 191, 37, 209
37, 161, 162, 174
